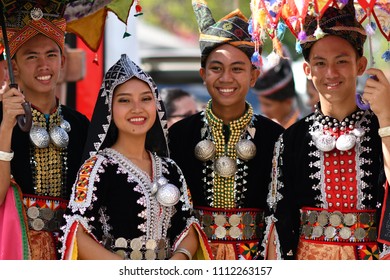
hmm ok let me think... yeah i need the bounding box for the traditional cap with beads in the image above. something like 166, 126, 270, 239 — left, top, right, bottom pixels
300, 0, 366, 60
192, 0, 258, 67
0, 1, 67, 58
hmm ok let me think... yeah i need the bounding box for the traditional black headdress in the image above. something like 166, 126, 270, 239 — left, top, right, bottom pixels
81, 54, 169, 162
254, 58, 296, 100
300, 0, 366, 60
192, 0, 256, 67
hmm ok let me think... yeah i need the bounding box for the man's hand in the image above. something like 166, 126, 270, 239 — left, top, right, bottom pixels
1, 86, 26, 131
362, 68, 390, 127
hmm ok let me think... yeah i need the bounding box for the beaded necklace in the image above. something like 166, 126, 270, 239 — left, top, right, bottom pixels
314, 105, 365, 132
310, 105, 366, 152
205, 100, 253, 208
30, 105, 68, 198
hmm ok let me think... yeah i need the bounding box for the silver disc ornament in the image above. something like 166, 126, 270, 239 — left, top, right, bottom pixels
156, 182, 180, 207
29, 124, 50, 148
157, 177, 168, 186
30, 7, 43, 21
352, 127, 365, 137
335, 134, 356, 151
60, 119, 71, 132
194, 139, 215, 161
150, 182, 159, 196
151, 177, 168, 196
49, 126, 69, 148
214, 156, 237, 177
314, 134, 336, 152
236, 139, 256, 161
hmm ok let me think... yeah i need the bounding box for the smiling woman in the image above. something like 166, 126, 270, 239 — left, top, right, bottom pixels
112, 79, 157, 136
60, 54, 212, 260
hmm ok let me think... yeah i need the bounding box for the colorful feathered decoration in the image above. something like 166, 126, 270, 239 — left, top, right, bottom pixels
250, 0, 286, 66
261, 0, 285, 58
249, 0, 266, 67
256, 0, 390, 62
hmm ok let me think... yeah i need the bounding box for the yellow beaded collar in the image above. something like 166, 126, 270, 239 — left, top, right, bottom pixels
205, 100, 253, 158
205, 100, 253, 208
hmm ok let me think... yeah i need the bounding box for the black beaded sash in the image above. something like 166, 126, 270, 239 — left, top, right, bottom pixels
300, 207, 377, 243
194, 207, 264, 242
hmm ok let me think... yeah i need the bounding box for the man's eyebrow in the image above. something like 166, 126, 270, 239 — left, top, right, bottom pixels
208, 60, 247, 65
312, 53, 351, 60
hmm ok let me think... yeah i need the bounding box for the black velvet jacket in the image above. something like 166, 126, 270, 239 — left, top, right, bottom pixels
168, 111, 284, 210
0, 103, 90, 199
269, 110, 385, 259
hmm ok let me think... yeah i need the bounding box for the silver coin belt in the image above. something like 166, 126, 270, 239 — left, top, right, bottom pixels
26, 203, 66, 232
103, 237, 170, 260
300, 208, 377, 243
194, 208, 264, 242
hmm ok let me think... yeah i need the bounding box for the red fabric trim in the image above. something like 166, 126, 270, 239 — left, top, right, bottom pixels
378, 181, 390, 245
321, 145, 357, 211
301, 206, 376, 214
264, 222, 275, 260
23, 193, 68, 204
206, 239, 260, 244
299, 237, 378, 246
23, 194, 68, 212
63, 221, 78, 260
195, 206, 263, 213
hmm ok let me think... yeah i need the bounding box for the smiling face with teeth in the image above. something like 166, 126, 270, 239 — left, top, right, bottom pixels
111, 78, 157, 143
12, 34, 65, 102
303, 35, 367, 118
200, 44, 259, 122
